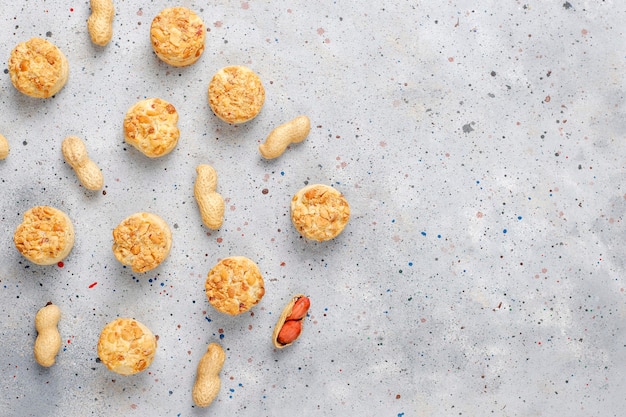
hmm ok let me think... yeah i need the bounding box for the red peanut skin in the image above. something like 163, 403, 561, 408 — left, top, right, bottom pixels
277, 320, 302, 345
285, 296, 310, 321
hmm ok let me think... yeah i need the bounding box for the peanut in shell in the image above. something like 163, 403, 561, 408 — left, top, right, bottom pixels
272, 294, 310, 348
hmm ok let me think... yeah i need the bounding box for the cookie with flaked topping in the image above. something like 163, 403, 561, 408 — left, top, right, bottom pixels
208, 66, 265, 124
8, 37, 69, 98
112, 212, 172, 272
97, 318, 157, 375
123, 98, 180, 158
205, 256, 265, 315
150, 7, 206, 67
290, 184, 350, 241
14, 206, 75, 265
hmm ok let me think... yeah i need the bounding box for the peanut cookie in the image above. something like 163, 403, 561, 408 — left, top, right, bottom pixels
8, 37, 69, 98
205, 256, 265, 315
112, 212, 172, 272
290, 184, 350, 241
123, 98, 180, 158
14, 206, 75, 265
150, 7, 206, 67
97, 318, 157, 376
208, 66, 265, 124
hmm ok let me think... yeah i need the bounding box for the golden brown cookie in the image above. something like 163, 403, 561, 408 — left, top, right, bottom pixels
97, 318, 157, 376
290, 184, 350, 241
14, 206, 75, 265
205, 256, 265, 315
123, 98, 180, 158
208, 66, 265, 124
112, 212, 172, 272
8, 37, 69, 98
150, 7, 206, 67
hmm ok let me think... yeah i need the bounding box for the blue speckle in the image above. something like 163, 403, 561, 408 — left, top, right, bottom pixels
219, 334, 225, 339
476, 180, 480, 184
205, 317, 212, 323
408, 262, 413, 266
391, 219, 395, 223
421, 231, 427, 236
503, 229, 508, 234
160, 282, 165, 287
398, 413, 405, 417
518, 216, 522, 220
229, 388, 235, 392
148, 278, 153, 283
437, 234, 442, 238
280, 171, 285, 176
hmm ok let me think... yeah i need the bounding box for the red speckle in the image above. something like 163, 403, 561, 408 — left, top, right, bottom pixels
448, 57, 454, 62
324, 38, 331, 44
230, 205, 236, 211
216, 237, 223, 243
545, 95, 551, 102
581, 28, 588, 36
537, 341, 542, 345
88, 282, 98, 289
317, 28, 325, 35
218, 328, 224, 334
57, 262, 64, 268
67, 339, 71, 344
280, 262, 286, 267
420, 318, 427, 323
241, 1, 249, 10
214, 21, 223, 28
476, 211, 484, 218
69, 8, 74, 12
137, 9, 143, 16
130, 404, 137, 410
379, 141, 387, 147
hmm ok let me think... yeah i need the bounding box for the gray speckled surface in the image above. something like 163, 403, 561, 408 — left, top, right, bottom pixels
1, 1, 625, 416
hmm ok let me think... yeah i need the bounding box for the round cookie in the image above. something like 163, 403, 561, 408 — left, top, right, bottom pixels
8, 37, 69, 98
208, 66, 265, 124
205, 256, 265, 315
97, 318, 157, 376
150, 7, 206, 67
14, 206, 75, 265
112, 212, 172, 273
290, 184, 350, 241
123, 98, 180, 158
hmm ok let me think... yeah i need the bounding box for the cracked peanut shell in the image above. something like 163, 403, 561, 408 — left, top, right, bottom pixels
272, 294, 309, 349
